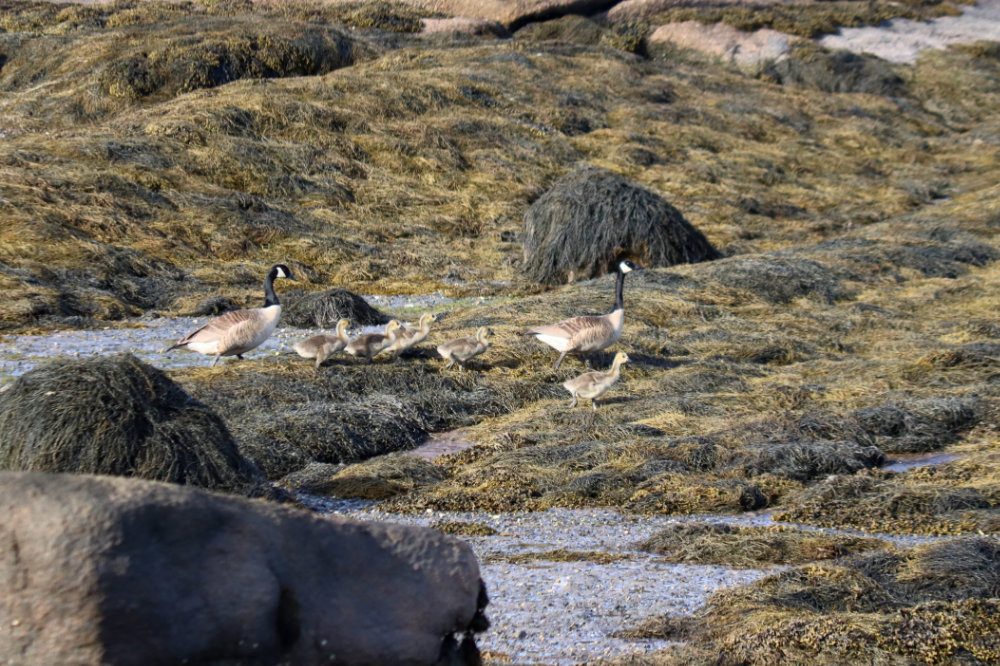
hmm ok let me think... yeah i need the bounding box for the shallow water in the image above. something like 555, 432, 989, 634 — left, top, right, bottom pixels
817, 0, 1000, 64
882, 452, 960, 473
0, 295, 450, 381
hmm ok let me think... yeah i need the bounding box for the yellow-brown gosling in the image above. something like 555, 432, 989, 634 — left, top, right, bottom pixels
562, 351, 629, 411
385, 312, 434, 361
437, 327, 490, 371
344, 320, 401, 363
165, 264, 295, 366
293, 318, 350, 369
527, 259, 639, 370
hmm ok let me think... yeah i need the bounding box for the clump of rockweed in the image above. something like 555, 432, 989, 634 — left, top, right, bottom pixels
0, 354, 268, 497
281, 453, 447, 500
636, 522, 888, 568
281, 288, 389, 328
521, 164, 719, 285
621, 537, 1000, 665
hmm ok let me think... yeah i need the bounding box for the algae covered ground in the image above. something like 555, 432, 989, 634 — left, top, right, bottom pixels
1, 1, 999, 663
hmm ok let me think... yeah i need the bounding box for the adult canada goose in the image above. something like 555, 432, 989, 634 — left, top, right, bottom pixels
437, 327, 490, 371
563, 351, 629, 411
527, 259, 640, 370
165, 264, 295, 366
293, 318, 351, 369
386, 312, 435, 361
344, 320, 401, 362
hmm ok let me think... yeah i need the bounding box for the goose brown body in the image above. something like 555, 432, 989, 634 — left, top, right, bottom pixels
165, 264, 294, 366
562, 351, 629, 411
528, 260, 638, 370
293, 318, 350, 368
345, 320, 401, 362
437, 327, 490, 371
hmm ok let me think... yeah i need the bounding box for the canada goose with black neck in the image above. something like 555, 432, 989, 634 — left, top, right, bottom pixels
165, 264, 295, 366
527, 259, 640, 370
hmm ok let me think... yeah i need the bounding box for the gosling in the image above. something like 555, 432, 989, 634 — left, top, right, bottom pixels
344, 320, 401, 363
293, 318, 350, 369
385, 312, 434, 361
437, 327, 490, 371
562, 351, 629, 411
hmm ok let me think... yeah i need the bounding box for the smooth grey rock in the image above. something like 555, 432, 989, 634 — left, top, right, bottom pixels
0, 472, 487, 666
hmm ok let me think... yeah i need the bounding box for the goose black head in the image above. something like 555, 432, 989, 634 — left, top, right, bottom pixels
270, 264, 296, 281
617, 259, 641, 274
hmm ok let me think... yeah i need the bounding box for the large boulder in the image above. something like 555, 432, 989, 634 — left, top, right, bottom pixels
0, 353, 268, 497
0, 472, 488, 665
648, 21, 792, 71
522, 164, 720, 284
407, 0, 620, 30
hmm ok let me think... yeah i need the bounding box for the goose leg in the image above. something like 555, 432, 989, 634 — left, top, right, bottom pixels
237, 354, 245, 360
212, 355, 221, 367
554, 350, 568, 371
592, 399, 598, 412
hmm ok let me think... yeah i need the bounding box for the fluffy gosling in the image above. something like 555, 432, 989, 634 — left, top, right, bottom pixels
562, 351, 629, 411
293, 318, 350, 369
437, 327, 490, 371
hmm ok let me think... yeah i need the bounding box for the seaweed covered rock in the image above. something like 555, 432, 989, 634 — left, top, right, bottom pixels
282, 288, 388, 328
761, 45, 906, 95
0, 354, 265, 496
514, 14, 605, 45
522, 164, 720, 284
706, 253, 851, 304
0, 472, 489, 666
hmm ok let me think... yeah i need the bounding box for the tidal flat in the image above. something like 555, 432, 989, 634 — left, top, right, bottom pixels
1, 0, 999, 663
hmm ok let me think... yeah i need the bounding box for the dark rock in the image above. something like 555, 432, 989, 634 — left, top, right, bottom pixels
0, 472, 488, 666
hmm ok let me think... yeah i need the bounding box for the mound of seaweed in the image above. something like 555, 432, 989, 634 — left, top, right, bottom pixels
761, 45, 906, 95
281, 288, 389, 328
629, 537, 1000, 664
521, 164, 720, 284
177, 358, 557, 480
636, 522, 887, 567
0, 353, 266, 496
705, 254, 851, 304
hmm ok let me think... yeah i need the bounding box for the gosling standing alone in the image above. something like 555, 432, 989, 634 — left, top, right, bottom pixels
344, 320, 401, 363
437, 327, 490, 371
293, 318, 351, 369
385, 312, 435, 361
562, 351, 629, 411
165, 264, 295, 366
527, 259, 640, 370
